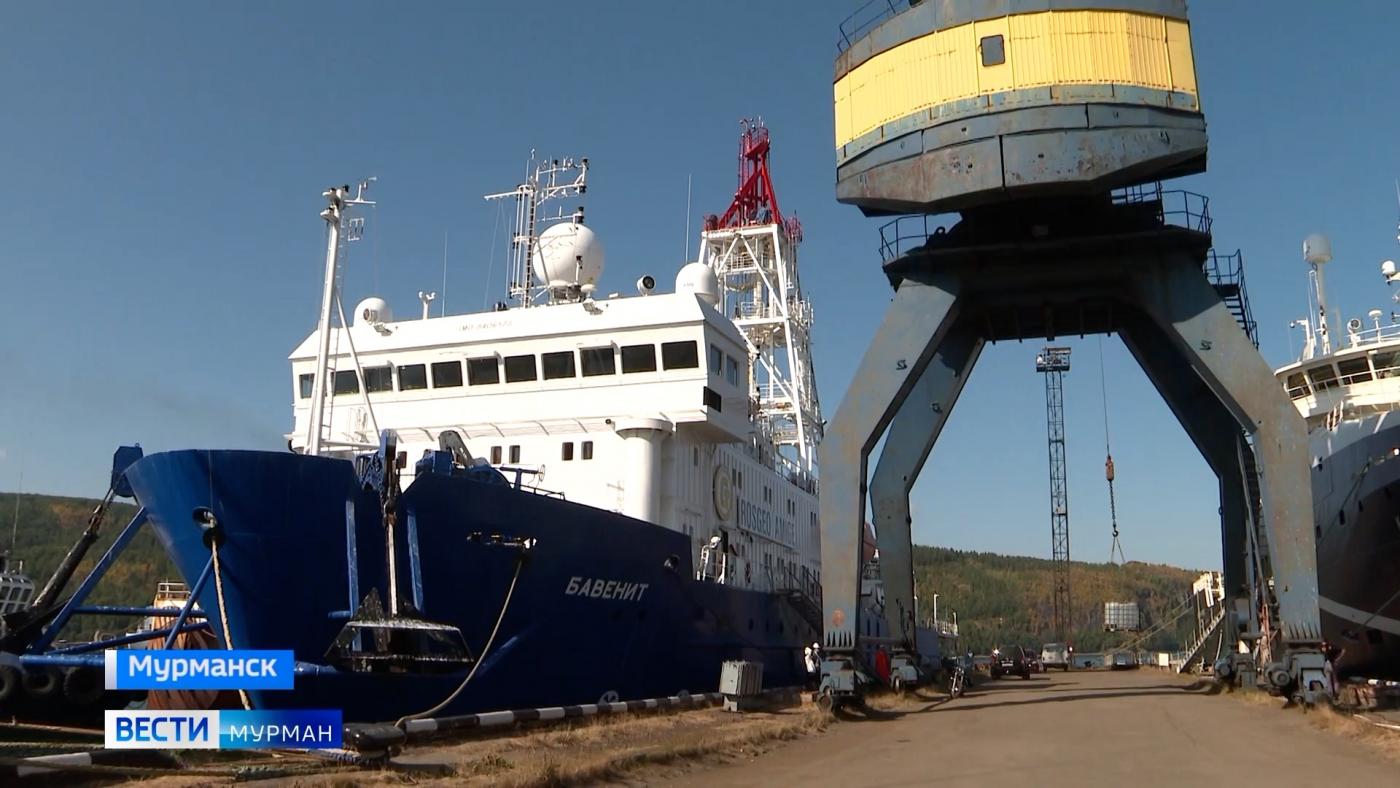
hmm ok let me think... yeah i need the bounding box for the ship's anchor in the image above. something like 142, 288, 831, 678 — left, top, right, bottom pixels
325, 430, 474, 674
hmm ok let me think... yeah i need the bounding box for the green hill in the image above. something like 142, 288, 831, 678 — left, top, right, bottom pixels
914, 545, 1203, 653
1, 492, 178, 640
1, 492, 1202, 652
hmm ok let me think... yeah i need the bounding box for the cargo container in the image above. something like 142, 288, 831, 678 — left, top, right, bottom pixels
1104, 601, 1141, 632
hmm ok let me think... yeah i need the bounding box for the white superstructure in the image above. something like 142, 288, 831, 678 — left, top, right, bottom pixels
1275, 232, 1400, 457
287, 145, 823, 595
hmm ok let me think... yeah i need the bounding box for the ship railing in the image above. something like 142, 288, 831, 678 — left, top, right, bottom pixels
697, 545, 730, 584
499, 465, 565, 499
775, 563, 822, 604
1341, 322, 1400, 351
837, 0, 910, 52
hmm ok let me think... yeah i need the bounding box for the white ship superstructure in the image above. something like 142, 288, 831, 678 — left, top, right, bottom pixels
1275, 233, 1400, 445
288, 128, 822, 596
1272, 228, 1400, 678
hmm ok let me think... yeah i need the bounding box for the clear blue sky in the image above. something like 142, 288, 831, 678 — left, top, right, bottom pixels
2, 2, 1398, 571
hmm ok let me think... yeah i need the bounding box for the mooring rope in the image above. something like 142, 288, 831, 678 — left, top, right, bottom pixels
394, 554, 525, 728
210, 539, 253, 711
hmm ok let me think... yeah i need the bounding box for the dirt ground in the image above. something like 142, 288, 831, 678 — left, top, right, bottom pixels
28, 670, 1400, 786
656, 670, 1400, 788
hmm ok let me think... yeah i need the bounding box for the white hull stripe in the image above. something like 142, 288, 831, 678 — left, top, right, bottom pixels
1319, 595, 1400, 637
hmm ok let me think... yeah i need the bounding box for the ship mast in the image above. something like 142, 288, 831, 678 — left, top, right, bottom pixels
698, 119, 823, 480
306, 179, 375, 456
484, 155, 588, 308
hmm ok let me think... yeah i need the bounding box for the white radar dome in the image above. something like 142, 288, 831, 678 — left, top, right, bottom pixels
675, 262, 720, 307
1303, 234, 1333, 265
533, 221, 605, 291
354, 297, 392, 325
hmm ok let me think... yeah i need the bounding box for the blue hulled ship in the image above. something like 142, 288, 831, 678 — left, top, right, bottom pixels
121, 125, 845, 721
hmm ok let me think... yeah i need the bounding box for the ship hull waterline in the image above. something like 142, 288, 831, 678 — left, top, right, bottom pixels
124, 449, 815, 722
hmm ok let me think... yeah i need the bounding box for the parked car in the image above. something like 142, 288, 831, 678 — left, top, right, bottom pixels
991, 645, 1032, 679
1109, 651, 1140, 670
1041, 642, 1071, 671
1025, 651, 1044, 672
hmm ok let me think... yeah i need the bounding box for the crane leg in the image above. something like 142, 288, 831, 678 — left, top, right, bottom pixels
1129, 255, 1326, 702
818, 275, 961, 703
1119, 311, 1255, 680
870, 325, 982, 689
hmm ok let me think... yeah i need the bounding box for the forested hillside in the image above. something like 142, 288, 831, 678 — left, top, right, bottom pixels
913, 545, 1203, 653
1, 492, 177, 639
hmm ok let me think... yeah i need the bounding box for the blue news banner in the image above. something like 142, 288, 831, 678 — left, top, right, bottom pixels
103, 649, 341, 749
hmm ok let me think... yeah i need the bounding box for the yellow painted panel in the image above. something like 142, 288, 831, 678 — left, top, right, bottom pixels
832, 8, 1200, 149
973, 18, 1013, 94
1009, 13, 1054, 88
1165, 19, 1198, 95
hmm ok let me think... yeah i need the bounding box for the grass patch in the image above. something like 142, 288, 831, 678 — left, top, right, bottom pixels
1216, 684, 1400, 762
491, 706, 828, 787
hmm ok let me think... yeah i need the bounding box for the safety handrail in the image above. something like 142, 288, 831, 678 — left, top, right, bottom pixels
837, 0, 908, 52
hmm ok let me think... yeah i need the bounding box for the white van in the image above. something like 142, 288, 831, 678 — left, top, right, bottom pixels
1041, 642, 1071, 671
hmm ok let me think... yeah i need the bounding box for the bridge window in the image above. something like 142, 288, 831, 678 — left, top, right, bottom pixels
581, 346, 616, 376
703, 386, 723, 411
490, 446, 502, 464
1372, 350, 1400, 378
509, 445, 521, 463
432, 360, 463, 388
725, 354, 740, 386
1337, 357, 1373, 385
398, 363, 428, 391
504, 354, 537, 383
582, 440, 594, 460
364, 366, 393, 393
467, 357, 500, 386
562, 442, 574, 461
542, 351, 576, 380
662, 340, 699, 370
1307, 364, 1340, 392
298, 373, 313, 399
710, 344, 724, 374
333, 370, 359, 395
621, 344, 657, 373
1284, 372, 1309, 399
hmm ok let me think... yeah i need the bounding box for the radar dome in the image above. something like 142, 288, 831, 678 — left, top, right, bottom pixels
533, 221, 604, 291
1303, 234, 1333, 265
354, 297, 392, 325
675, 262, 720, 307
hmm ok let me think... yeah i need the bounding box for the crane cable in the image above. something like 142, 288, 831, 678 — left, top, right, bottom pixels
1100, 337, 1126, 564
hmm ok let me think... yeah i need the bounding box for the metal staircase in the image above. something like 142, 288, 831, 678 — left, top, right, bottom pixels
1178, 605, 1227, 673
1204, 249, 1259, 348
776, 564, 823, 634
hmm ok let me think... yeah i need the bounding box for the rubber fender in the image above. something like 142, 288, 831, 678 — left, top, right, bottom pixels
0, 664, 20, 704
23, 666, 60, 699
63, 666, 105, 705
